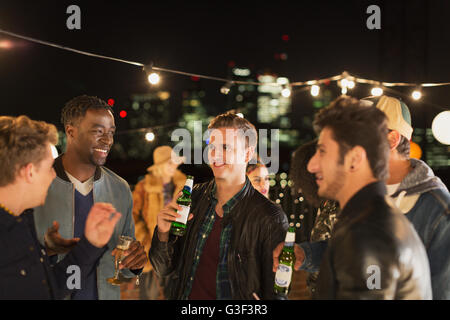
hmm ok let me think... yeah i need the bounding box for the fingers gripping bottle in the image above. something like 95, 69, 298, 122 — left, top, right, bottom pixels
170, 176, 194, 236
274, 226, 296, 296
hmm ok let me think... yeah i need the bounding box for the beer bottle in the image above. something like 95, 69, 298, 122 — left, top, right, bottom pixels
170, 175, 194, 236
274, 226, 296, 296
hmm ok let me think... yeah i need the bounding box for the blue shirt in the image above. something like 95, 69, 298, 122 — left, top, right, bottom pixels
71, 190, 98, 300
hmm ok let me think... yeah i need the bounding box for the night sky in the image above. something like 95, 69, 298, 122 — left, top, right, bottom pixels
0, 0, 449, 184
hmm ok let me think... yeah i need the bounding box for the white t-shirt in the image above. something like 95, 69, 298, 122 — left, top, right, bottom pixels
386, 183, 420, 214
65, 171, 94, 196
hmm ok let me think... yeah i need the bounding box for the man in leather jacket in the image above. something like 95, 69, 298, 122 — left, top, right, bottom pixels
275, 97, 432, 299
149, 112, 288, 300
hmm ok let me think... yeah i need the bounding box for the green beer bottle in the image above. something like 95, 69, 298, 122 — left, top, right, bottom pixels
274, 226, 296, 296
170, 175, 194, 236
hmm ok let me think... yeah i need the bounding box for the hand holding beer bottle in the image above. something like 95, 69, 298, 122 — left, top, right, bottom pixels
273, 226, 296, 297
157, 176, 194, 241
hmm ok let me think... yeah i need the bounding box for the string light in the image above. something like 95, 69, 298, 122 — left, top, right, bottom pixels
412, 89, 422, 100
281, 85, 291, 98
310, 84, 320, 97
371, 86, 383, 96
148, 72, 160, 85
0, 29, 449, 112
145, 132, 155, 142
220, 81, 233, 95
347, 80, 355, 89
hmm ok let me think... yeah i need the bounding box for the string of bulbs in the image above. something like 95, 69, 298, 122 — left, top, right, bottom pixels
0, 28, 449, 111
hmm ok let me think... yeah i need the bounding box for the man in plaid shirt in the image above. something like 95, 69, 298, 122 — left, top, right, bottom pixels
149, 112, 288, 300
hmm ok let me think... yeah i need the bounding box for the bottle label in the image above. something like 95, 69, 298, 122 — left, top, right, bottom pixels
176, 205, 190, 224
185, 179, 194, 191
275, 264, 293, 288
285, 232, 295, 243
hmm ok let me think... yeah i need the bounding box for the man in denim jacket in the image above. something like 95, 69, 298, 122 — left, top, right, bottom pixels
274, 96, 450, 299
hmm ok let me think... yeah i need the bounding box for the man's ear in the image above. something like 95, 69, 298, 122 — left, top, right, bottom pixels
387, 130, 401, 151
346, 146, 366, 172
17, 163, 35, 184
65, 124, 76, 140
245, 146, 256, 163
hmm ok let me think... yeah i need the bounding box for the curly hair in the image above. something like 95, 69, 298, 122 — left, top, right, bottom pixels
0, 115, 58, 186
61, 95, 113, 127
290, 139, 321, 207
313, 96, 390, 181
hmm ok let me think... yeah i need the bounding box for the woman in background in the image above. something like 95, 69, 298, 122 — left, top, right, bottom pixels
246, 160, 270, 198
290, 140, 339, 297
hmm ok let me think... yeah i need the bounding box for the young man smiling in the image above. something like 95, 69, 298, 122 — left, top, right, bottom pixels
274, 96, 449, 299
33, 95, 147, 300
276, 97, 432, 299
150, 111, 288, 300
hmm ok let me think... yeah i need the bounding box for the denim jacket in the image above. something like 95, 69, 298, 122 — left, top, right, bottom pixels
33, 155, 138, 300
299, 159, 450, 300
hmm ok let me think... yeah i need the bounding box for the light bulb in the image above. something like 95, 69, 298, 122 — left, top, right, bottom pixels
311, 85, 320, 97
281, 87, 291, 98
371, 87, 383, 96
145, 132, 155, 142
412, 90, 422, 100
148, 73, 160, 85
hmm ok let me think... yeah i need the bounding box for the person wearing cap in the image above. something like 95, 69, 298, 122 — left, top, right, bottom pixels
275, 96, 432, 299
33, 95, 148, 300
273, 95, 450, 299
131, 145, 186, 299
362, 95, 450, 299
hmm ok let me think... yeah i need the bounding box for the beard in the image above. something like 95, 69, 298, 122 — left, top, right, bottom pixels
89, 153, 107, 166
317, 166, 346, 201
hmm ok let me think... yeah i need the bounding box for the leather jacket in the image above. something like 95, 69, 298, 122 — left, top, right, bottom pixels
149, 179, 289, 300
316, 182, 432, 299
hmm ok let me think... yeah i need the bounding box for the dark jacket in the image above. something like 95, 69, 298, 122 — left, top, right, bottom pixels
0, 208, 105, 299
316, 182, 432, 300
149, 179, 289, 300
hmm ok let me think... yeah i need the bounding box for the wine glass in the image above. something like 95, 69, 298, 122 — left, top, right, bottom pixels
107, 235, 133, 285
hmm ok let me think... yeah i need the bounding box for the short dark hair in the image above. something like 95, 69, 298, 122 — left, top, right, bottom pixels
290, 139, 321, 207
0, 116, 58, 186
313, 96, 390, 181
61, 95, 113, 127
208, 111, 257, 148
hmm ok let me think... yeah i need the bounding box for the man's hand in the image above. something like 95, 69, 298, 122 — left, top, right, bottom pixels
272, 242, 305, 272
85, 203, 122, 248
44, 221, 80, 256
156, 192, 193, 242
112, 240, 147, 271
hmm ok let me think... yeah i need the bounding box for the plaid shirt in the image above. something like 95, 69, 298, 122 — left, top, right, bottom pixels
182, 178, 250, 300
